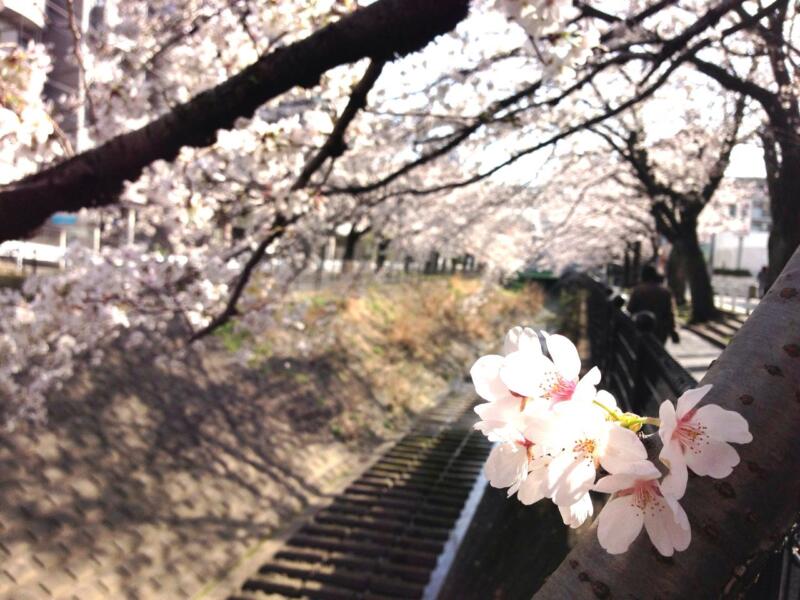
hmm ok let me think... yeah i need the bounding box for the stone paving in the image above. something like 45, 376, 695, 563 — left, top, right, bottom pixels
0, 345, 389, 600
666, 326, 726, 381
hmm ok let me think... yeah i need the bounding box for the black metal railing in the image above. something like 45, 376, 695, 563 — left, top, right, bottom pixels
581, 276, 697, 413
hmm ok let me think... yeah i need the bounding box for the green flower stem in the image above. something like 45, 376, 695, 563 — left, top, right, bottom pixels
592, 399, 620, 420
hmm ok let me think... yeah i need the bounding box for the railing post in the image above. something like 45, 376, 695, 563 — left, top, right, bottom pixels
631, 312, 656, 414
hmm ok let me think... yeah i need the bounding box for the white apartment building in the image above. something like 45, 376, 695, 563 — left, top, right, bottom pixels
700, 176, 771, 275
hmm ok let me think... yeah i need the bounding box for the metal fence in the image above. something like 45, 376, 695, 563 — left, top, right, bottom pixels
581, 276, 697, 413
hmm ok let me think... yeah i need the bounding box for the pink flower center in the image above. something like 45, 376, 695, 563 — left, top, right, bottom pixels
549, 376, 576, 402
619, 480, 664, 515
632, 480, 662, 509
672, 409, 708, 453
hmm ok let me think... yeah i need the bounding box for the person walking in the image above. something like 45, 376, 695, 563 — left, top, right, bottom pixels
757, 265, 769, 298
627, 265, 680, 345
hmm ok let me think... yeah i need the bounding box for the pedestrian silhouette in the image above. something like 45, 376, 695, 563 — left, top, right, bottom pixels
627, 265, 679, 345
757, 265, 769, 298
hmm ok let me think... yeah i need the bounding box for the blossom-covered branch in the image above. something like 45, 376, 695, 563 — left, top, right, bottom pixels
0, 0, 470, 242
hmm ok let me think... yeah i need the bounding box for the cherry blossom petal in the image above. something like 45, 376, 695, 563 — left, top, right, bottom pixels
470, 355, 510, 402
503, 326, 542, 356
475, 395, 522, 426
599, 426, 648, 474
694, 404, 753, 444
658, 399, 678, 439
521, 413, 557, 444
593, 473, 639, 494
594, 463, 660, 495
500, 350, 556, 398
659, 439, 688, 497
684, 439, 740, 478
485, 443, 529, 489
474, 396, 528, 444
548, 451, 596, 506
675, 384, 712, 418
560, 493, 593, 528
664, 494, 692, 547
597, 496, 644, 554
644, 496, 683, 556
517, 464, 548, 505
544, 333, 581, 382
571, 366, 601, 403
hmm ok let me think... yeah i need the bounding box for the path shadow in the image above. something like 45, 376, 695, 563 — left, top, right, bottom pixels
0, 339, 384, 599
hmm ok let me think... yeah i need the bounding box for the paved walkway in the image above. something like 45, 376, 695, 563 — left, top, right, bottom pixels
666, 327, 725, 381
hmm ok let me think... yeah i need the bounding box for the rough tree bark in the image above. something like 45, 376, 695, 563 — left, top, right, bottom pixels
536, 247, 800, 599
341, 224, 370, 273
682, 220, 716, 322
0, 0, 470, 242
765, 137, 800, 293
666, 243, 687, 306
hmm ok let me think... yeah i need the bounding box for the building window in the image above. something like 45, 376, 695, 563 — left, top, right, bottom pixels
728, 205, 737, 218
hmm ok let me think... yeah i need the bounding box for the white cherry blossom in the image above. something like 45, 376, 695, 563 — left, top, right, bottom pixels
595, 464, 691, 557
658, 384, 753, 496
500, 333, 600, 408
471, 326, 545, 442
534, 402, 649, 507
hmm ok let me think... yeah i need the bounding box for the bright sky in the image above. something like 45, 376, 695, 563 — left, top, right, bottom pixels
726, 144, 766, 179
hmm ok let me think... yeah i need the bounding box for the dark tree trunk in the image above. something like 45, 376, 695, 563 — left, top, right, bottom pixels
341, 228, 362, 274
631, 241, 641, 286
682, 222, 717, 323
375, 237, 390, 272
765, 139, 800, 291
666, 243, 687, 306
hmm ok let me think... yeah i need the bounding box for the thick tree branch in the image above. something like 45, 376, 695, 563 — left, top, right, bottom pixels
0, 0, 470, 243
701, 92, 746, 201
291, 58, 386, 191
689, 56, 785, 123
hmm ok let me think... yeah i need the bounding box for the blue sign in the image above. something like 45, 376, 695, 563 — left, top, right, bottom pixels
50, 213, 78, 226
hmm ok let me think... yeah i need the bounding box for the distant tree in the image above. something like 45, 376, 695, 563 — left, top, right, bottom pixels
591, 89, 746, 322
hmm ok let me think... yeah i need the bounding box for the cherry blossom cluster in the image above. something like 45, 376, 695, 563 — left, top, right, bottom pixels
491, 0, 600, 78
0, 0, 757, 427
471, 327, 751, 555
0, 41, 60, 184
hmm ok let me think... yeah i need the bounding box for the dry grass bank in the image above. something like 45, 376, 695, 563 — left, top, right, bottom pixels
218, 276, 544, 444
